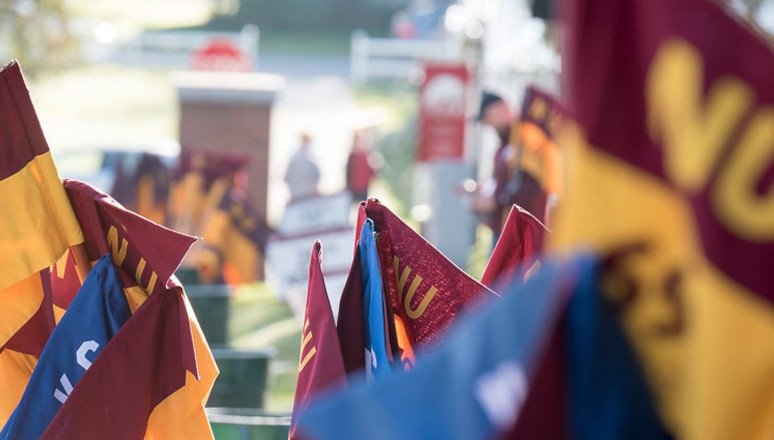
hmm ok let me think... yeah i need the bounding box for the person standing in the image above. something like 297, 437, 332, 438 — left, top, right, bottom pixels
284, 133, 321, 201
472, 92, 547, 238
345, 130, 378, 203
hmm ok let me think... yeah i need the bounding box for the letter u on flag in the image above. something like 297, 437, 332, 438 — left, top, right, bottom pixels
552, 0, 774, 437
0, 60, 84, 425
363, 200, 497, 351
43, 181, 217, 439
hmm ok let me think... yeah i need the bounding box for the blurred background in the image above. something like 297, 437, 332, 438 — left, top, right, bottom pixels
4, 0, 774, 436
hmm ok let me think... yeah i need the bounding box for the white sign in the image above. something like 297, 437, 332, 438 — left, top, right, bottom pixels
276, 192, 352, 236
267, 192, 355, 319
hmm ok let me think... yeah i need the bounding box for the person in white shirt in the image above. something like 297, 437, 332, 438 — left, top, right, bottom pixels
284, 133, 321, 200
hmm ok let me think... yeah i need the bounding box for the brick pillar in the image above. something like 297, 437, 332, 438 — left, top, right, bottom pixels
175, 71, 284, 280
175, 71, 284, 214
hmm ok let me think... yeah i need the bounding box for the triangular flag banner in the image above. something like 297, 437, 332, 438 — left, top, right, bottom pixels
43, 181, 217, 439
290, 242, 347, 439
481, 204, 548, 293
364, 200, 497, 350
298, 256, 584, 440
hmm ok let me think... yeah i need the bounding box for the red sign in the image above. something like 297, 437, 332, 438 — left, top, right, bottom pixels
191, 39, 252, 72
418, 63, 469, 162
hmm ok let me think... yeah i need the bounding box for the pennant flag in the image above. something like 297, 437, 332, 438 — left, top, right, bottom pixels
53, 180, 197, 313
0, 60, 84, 425
552, 0, 774, 437
46, 180, 217, 439
290, 242, 347, 440
481, 204, 548, 293
1, 255, 130, 440
298, 256, 585, 440
336, 205, 367, 375
364, 200, 497, 350
359, 219, 393, 379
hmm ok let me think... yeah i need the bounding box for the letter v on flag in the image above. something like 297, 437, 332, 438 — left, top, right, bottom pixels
42, 181, 217, 439
552, 0, 774, 437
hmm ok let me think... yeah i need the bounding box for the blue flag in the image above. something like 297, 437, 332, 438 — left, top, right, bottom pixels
1, 254, 131, 439
358, 218, 392, 380
567, 262, 672, 440
298, 255, 587, 440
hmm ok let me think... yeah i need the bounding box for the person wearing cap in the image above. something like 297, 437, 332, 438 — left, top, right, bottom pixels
472, 92, 547, 241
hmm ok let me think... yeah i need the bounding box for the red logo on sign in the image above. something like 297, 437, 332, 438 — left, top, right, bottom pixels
191, 40, 252, 72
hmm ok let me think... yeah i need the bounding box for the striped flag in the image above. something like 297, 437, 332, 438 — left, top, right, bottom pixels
0, 60, 84, 426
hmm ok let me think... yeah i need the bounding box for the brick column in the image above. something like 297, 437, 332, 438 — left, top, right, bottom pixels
174, 71, 284, 215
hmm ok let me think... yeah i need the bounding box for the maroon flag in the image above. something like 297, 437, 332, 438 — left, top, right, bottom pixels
481, 205, 548, 293
552, 0, 774, 437
44, 180, 217, 439
41, 282, 200, 438
365, 200, 497, 350
52, 180, 197, 312
336, 205, 367, 374
290, 242, 347, 439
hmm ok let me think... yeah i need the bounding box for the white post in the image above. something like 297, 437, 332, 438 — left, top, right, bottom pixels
240, 24, 260, 70
350, 29, 369, 84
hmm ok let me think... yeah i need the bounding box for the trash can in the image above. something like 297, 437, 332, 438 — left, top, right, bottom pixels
207, 408, 290, 440
175, 267, 200, 285
209, 348, 275, 409
186, 284, 231, 347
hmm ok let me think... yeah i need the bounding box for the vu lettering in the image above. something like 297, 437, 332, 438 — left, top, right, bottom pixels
647, 38, 774, 241
298, 319, 317, 373
106, 225, 158, 293
392, 257, 439, 320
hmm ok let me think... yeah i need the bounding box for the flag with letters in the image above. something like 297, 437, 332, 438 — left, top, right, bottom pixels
298, 256, 668, 440
298, 256, 584, 440
481, 205, 548, 293
552, 0, 774, 437
1, 255, 130, 440
364, 200, 497, 350
0, 60, 84, 426
289, 242, 347, 440
44, 180, 217, 439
